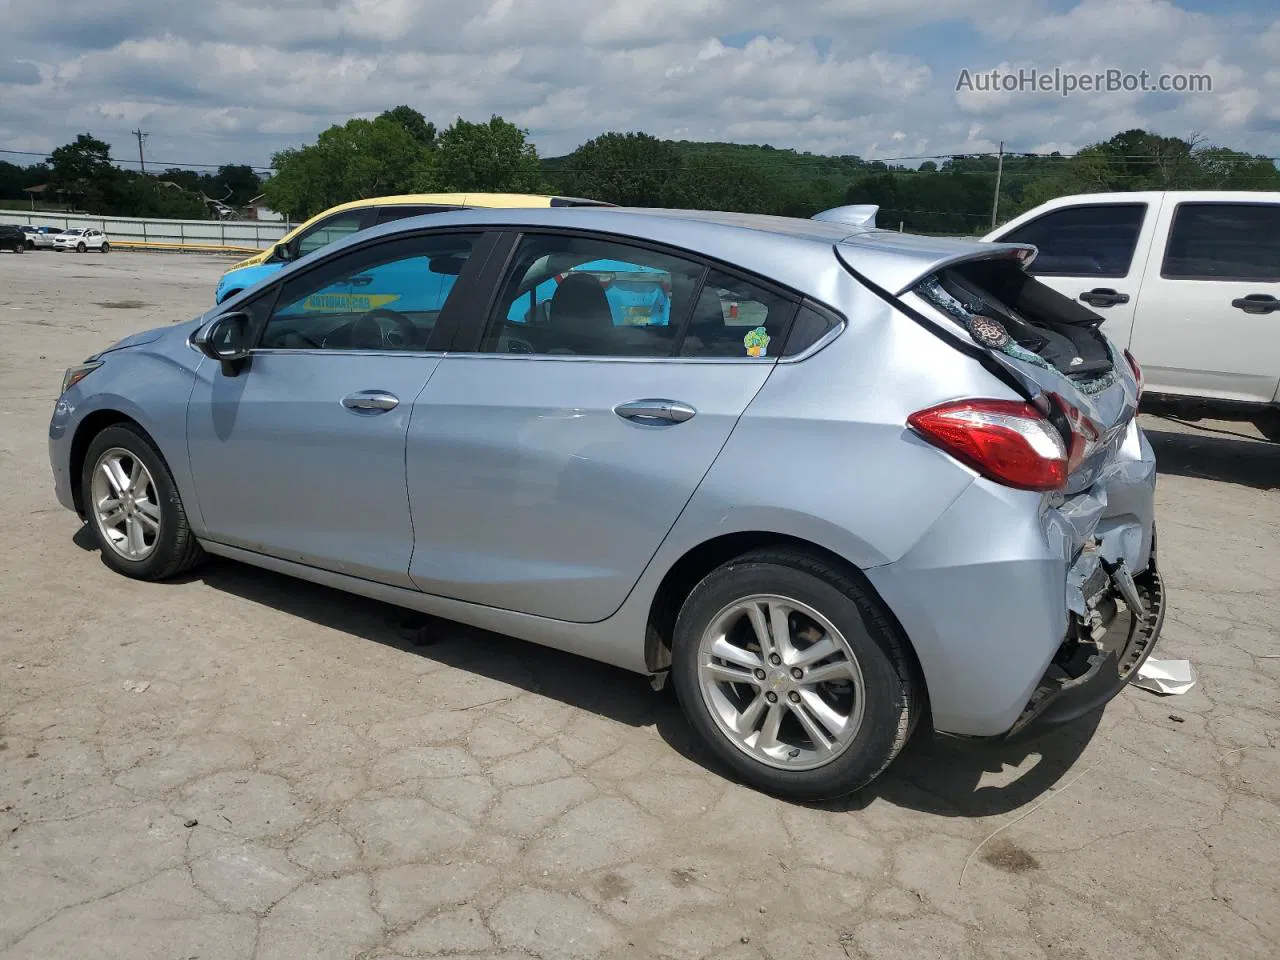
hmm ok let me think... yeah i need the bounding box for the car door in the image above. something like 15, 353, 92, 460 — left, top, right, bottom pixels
993, 199, 1159, 350
185, 230, 487, 586
406, 231, 804, 623
1127, 199, 1280, 402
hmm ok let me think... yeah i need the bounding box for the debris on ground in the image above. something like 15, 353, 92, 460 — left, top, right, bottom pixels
1132, 659, 1197, 695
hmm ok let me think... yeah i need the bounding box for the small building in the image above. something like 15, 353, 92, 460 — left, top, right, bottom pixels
242, 195, 284, 221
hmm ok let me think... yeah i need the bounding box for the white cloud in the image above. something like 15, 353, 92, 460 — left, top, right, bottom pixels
0, 0, 1275, 171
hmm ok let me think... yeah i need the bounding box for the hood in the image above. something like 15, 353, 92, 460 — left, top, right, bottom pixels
90, 315, 206, 359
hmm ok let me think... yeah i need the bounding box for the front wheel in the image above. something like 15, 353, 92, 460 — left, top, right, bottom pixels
80, 424, 205, 580
100, 242, 110, 254
14, 242, 24, 254
671, 548, 921, 801
76, 242, 86, 253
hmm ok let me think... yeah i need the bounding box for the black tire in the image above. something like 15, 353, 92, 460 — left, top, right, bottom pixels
100, 242, 110, 254
671, 547, 921, 801
80, 423, 205, 581
14, 242, 24, 254
77, 242, 86, 253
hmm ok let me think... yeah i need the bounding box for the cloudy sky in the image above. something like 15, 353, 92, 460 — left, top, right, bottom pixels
1, 0, 1277, 171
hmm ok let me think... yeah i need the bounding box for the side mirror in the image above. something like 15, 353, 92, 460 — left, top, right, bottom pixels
194, 311, 252, 376
272, 242, 293, 263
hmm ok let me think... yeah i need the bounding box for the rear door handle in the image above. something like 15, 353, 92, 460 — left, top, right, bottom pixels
614, 399, 696, 424
1079, 288, 1130, 308
1232, 294, 1280, 315
342, 390, 400, 414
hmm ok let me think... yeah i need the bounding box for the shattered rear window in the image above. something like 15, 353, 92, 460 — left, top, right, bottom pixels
915, 273, 1119, 396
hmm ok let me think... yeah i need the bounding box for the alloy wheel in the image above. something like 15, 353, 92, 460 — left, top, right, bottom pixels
90, 447, 161, 561
696, 594, 866, 771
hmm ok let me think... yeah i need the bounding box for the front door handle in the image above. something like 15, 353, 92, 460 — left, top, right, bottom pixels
350, 275, 374, 287
1232, 294, 1280, 315
342, 390, 400, 414
614, 399, 696, 424
1079, 288, 1130, 308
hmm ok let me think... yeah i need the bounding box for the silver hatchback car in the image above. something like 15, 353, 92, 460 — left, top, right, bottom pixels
49, 205, 1164, 799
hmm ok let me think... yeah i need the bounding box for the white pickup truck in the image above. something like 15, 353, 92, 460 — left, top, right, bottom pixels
985, 191, 1280, 440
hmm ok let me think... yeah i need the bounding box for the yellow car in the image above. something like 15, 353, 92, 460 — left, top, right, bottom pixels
215, 193, 611, 303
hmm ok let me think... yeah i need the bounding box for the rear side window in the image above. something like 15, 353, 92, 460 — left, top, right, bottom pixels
296, 211, 368, 257
481, 234, 705, 357
1001, 204, 1146, 278
375, 205, 463, 225
679, 270, 798, 358
1162, 203, 1280, 282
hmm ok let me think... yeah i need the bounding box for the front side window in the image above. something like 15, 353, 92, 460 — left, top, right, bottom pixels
260, 233, 480, 352
1162, 203, 1280, 282
295, 211, 368, 258
481, 235, 705, 357
1002, 204, 1146, 278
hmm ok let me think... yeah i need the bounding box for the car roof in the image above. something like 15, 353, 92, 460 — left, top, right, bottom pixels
307, 205, 1014, 302
312, 192, 610, 217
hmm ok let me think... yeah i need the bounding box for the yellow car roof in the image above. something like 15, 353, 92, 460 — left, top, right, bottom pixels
277, 193, 609, 244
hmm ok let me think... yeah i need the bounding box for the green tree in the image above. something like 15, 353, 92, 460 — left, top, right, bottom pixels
422, 116, 547, 193
0, 160, 50, 201
108, 175, 206, 219
379, 105, 437, 148
265, 117, 427, 218
556, 132, 681, 206
662, 154, 771, 213
208, 164, 263, 205
48, 133, 119, 209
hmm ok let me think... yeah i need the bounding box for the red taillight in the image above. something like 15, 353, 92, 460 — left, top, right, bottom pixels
908, 399, 1068, 492
1050, 394, 1102, 474
1124, 349, 1143, 398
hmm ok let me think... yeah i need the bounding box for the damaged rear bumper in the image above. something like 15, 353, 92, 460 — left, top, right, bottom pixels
1006, 554, 1165, 737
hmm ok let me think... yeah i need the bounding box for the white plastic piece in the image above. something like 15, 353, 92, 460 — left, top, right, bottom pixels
1131, 659, 1197, 695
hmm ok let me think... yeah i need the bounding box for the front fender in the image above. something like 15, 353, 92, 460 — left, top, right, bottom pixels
50, 345, 205, 534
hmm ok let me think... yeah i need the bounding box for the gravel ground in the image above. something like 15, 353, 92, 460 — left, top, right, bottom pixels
1, 251, 1277, 960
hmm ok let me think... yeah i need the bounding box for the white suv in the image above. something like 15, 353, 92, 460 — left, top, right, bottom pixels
53, 228, 110, 253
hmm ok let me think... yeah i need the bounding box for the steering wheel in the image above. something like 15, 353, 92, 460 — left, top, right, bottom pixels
351, 308, 418, 350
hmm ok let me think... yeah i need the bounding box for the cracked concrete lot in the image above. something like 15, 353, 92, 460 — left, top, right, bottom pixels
1, 252, 1277, 959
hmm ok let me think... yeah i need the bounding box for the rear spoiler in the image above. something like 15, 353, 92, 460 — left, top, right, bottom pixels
812, 205, 879, 229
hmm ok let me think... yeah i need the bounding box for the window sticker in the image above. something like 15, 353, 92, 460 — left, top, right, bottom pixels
743, 326, 771, 357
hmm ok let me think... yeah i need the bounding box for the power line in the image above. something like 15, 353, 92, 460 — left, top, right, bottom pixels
0, 147, 273, 172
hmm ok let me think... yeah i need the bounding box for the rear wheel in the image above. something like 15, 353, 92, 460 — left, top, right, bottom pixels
14, 242, 24, 254
671, 548, 921, 800
81, 424, 205, 581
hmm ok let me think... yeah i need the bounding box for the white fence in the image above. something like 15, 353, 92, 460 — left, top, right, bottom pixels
0, 210, 291, 252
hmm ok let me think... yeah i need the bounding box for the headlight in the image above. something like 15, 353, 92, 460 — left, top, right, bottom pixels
61, 361, 103, 394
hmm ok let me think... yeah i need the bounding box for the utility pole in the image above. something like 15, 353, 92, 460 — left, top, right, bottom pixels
990, 140, 1005, 229
132, 129, 149, 174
